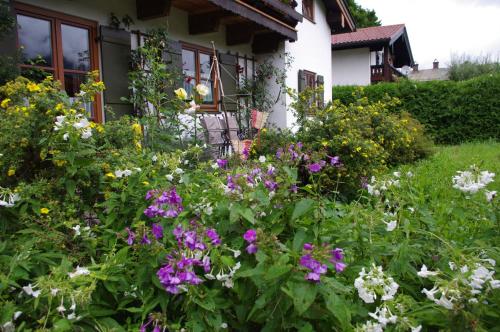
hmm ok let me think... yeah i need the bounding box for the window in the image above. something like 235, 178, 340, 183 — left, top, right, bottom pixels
181, 43, 217, 110
302, 0, 314, 22
303, 70, 316, 90
14, 3, 101, 122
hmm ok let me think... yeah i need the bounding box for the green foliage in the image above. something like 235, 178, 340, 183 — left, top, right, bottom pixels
333, 74, 500, 144
449, 54, 500, 81
345, 0, 381, 28
290, 88, 432, 198
0, 74, 498, 332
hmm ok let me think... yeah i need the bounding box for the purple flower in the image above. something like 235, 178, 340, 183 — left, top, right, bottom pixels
335, 261, 347, 273
328, 156, 342, 167
144, 188, 183, 219
206, 228, 221, 246
305, 272, 321, 282
360, 177, 369, 189
152, 223, 163, 239
264, 180, 278, 191
276, 148, 283, 159
246, 243, 258, 254
216, 159, 228, 168
308, 163, 322, 173
153, 326, 161, 332
243, 229, 257, 243
297, 142, 303, 149
125, 227, 136, 245
330, 247, 346, 273
303, 243, 314, 251
290, 184, 298, 193
141, 234, 151, 245
331, 248, 344, 261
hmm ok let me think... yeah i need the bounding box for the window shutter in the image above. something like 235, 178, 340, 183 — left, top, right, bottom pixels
298, 70, 306, 93
162, 39, 183, 93
100, 26, 133, 120
316, 75, 324, 108
0, 0, 18, 83
218, 52, 238, 112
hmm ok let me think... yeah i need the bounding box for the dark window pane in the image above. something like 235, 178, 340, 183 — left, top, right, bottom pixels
17, 14, 52, 67
64, 72, 85, 97
61, 24, 90, 71
202, 80, 214, 104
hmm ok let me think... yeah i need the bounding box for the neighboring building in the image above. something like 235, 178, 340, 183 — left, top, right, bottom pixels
0, 0, 354, 129
331, 24, 414, 86
408, 60, 450, 82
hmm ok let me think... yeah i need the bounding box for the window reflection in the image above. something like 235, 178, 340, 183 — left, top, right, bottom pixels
199, 53, 213, 104
61, 24, 90, 71
17, 14, 52, 66
182, 49, 195, 98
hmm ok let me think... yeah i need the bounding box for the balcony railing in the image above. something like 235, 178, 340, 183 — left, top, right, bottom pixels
370, 64, 404, 83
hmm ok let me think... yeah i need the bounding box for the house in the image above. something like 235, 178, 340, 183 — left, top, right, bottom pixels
331, 24, 414, 86
0, 0, 355, 130
408, 60, 450, 82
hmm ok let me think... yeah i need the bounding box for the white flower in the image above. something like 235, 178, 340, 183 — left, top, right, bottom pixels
452, 166, 495, 194
435, 294, 454, 310
50, 288, 59, 296
175, 168, 184, 174
460, 265, 469, 273
358, 321, 383, 332
355, 265, 398, 303
2, 322, 14, 332
490, 279, 500, 289
72, 225, 81, 236
56, 298, 66, 313
449, 262, 456, 270
166, 174, 174, 181
204, 205, 213, 215
384, 220, 397, 232
81, 128, 92, 139
204, 273, 216, 280
259, 155, 266, 163
406, 171, 414, 177
211, 163, 218, 170
54, 115, 66, 130
13, 312, 22, 320
393, 171, 401, 178
422, 286, 439, 301
411, 325, 422, 332
185, 100, 198, 115
63, 132, 69, 141
417, 264, 439, 278
22, 284, 41, 298
152, 155, 158, 162
233, 250, 241, 258
73, 117, 90, 130
68, 266, 90, 278
67, 312, 76, 320
195, 83, 210, 97
485, 190, 497, 202
221, 322, 228, 329
0, 191, 20, 207
368, 304, 398, 327
115, 169, 132, 178
223, 278, 234, 288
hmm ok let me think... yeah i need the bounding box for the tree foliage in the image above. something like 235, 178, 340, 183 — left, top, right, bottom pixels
345, 0, 381, 28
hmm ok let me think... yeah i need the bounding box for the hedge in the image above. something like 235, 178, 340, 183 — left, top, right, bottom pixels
332, 74, 500, 144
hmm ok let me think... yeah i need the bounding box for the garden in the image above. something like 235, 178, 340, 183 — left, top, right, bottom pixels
0, 38, 499, 331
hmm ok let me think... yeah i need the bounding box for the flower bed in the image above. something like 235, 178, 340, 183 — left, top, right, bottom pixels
0, 77, 499, 331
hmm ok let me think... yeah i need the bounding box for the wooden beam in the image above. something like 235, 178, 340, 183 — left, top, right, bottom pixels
226, 22, 256, 45
136, 0, 171, 20
188, 11, 224, 34
252, 32, 282, 54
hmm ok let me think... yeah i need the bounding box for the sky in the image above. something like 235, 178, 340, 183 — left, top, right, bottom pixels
355, 0, 500, 69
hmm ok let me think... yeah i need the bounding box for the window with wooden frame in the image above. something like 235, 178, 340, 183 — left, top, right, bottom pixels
14, 2, 102, 122
302, 0, 314, 22
181, 42, 217, 111
303, 70, 316, 90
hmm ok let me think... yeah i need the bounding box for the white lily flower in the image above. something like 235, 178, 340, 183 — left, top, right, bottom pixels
417, 264, 439, 278
195, 83, 209, 97
68, 266, 90, 278
258, 155, 266, 163
384, 220, 397, 232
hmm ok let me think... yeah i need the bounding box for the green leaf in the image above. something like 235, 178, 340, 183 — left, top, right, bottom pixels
292, 199, 315, 221
322, 291, 351, 330
265, 264, 291, 280
283, 281, 318, 315
238, 207, 255, 224
52, 319, 72, 331
293, 229, 308, 251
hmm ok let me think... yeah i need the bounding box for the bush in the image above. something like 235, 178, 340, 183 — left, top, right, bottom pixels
449, 54, 500, 81
332, 74, 500, 144
294, 94, 432, 199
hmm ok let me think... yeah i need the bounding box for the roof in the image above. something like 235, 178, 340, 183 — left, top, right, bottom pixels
331, 24, 405, 48
408, 68, 450, 82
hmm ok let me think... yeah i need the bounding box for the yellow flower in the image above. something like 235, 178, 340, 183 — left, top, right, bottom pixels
53, 159, 67, 167
89, 122, 96, 128
105, 172, 116, 179
55, 103, 64, 111
174, 88, 188, 100
131, 123, 142, 136
40, 208, 50, 214
142, 181, 150, 186
135, 141, 142, 150
7, 168, 15, 176
355, 147, 362, 152
321, 140, 329, 147
27, 82, 41, 92
1, 98, 11, 108
96, 125, 105, 133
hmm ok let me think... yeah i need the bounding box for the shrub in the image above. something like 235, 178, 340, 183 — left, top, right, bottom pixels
449, 54, 500, 81
332, 74, 500, 144
294, 94, 432, 198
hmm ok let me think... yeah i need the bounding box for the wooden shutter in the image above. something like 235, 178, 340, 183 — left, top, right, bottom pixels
298, 69, 306, 93
162, 39, 183, 93
0, 0, 18, 83
219, 52, 238, 112
100, 26, 132, 120
316, 75, 324, 108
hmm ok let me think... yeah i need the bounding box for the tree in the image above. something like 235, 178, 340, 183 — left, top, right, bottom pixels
345, 0, 381, 28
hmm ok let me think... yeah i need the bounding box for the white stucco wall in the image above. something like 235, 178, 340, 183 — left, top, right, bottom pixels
274, 0, 334, 129
332, 48, 371, 86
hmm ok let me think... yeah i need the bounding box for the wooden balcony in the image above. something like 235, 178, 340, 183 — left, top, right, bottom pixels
370, 64, 404, 84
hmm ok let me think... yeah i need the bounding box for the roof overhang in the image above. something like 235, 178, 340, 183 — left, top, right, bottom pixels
324, 0, 356, 33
